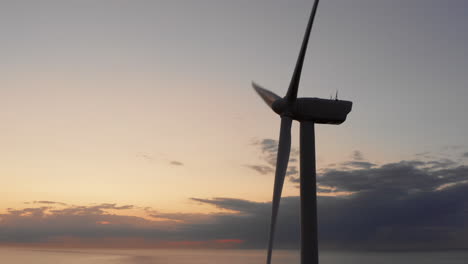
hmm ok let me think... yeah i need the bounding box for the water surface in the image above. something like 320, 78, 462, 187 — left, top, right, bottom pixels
1, 248, 467, 264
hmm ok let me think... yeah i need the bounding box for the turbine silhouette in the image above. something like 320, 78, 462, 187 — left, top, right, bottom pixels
252, 1, 352, 264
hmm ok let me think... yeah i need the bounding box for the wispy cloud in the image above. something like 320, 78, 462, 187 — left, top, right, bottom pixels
31, 201, 68, 206
136, 153, 154, 162
340, 161, 376, 170
170, 161, 184, 166
245, 138, 299, 178
351, 150, 364, 161
244, 165, 274, 175
136, 152, 184, 167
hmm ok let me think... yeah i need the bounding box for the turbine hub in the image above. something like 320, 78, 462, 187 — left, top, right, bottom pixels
272, 99, 291, 116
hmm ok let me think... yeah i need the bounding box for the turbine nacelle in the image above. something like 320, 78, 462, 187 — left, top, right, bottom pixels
253, 82, 352, 124
272, 97, 352, 124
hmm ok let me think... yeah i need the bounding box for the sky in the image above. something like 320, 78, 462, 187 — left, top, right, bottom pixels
1, 0, 468, 250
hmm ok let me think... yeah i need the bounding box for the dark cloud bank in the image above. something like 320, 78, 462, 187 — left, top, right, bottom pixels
1, 148, 468, 250
185, 155, 468, 251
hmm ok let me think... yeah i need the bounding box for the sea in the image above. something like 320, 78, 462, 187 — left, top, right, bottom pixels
1, 248, 467, 264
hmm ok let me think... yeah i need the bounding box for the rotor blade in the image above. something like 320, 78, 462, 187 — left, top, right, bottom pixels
266, 116, 293, 264
252, 82, 281, 109
285, 0, 321, 102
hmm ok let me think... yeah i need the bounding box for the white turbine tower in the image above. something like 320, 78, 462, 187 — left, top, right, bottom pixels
252, 1, 353, 264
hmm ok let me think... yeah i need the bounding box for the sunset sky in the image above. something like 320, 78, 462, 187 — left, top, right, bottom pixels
1, 0, 468, 249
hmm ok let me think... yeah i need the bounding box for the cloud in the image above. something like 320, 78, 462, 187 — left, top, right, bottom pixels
170, 161, 184, 166
0, 203, 190, 249
190, 198, 266, 215
136, 153, 184, 167
341, 161, 376, 170
136, 152, 184, 167
463, 152, 468, 158
136, 153, 154, 162
244, 165, 274, 175
188, 155, 468, 250
325, 151, 376, 170
181, 197, 300, 249
33, 201, 68, 206
285, 166, 298, 177
352, 150, 364, 161
319, 160, 466, 193
1, 155, 468, 250
243, 154, 468, 250
246, 138, 299, 178
0, 201, 252, 248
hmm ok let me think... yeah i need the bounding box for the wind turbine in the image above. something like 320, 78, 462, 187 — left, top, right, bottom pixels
252, 1, 352, 264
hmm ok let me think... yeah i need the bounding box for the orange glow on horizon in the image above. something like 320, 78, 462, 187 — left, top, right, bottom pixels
0, 237, 245, 249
